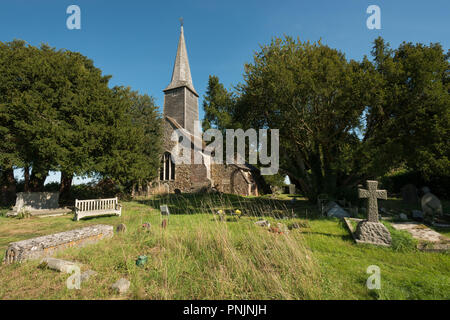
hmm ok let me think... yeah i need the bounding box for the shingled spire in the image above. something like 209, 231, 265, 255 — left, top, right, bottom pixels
164, 25, 198, 96
163, 22, 200, 135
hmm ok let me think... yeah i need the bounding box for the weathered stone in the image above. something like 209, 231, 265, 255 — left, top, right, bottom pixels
13, 192, 59, 211
80, 270, 98, 283
255, 220, 270, 227
399, 213, 408, 221
116, 223, 127, 233
355, 221, 392, 246
288, 184, 296, 194
401, 184, 418, 204
391, 222, 450, 251
355, 180, 391, 246
421, 191, 443, 218
40, 258, 80, 273
111, 278, 130, 294
6, 192, 71, 217
3, 224, 113, 264
358, 180, 387, 222
412, 210, 424, 220
325, 201, 350, 218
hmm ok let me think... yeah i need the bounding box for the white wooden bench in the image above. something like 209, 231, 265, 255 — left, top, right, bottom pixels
74, 198, 122, 221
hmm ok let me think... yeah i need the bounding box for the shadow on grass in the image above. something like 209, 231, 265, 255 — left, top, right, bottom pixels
136, 192, 320, 217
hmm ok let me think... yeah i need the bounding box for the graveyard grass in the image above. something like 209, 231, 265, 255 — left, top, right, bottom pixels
0, 194, 449, 300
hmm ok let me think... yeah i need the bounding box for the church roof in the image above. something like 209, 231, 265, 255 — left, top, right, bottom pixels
165, 116, 205, 149
164, 26, 198, 96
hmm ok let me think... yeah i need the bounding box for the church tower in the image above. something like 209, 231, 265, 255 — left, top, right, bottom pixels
163, 23, 199, 136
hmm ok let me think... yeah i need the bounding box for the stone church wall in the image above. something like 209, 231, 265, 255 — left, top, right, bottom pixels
211, 164, 254, 196
150, 118, 261, 196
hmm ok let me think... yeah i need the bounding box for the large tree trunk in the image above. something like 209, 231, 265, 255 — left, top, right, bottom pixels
59, 171, 73, 204
29, 165, 48, 192
24, 165, 30, 192
131, 183, 136, 198
0, 166, 16, 206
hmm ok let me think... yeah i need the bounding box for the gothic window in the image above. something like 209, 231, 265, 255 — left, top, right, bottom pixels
160, 152, 175, 181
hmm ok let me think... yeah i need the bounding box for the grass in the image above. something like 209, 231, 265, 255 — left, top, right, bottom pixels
0, 193, 449, 300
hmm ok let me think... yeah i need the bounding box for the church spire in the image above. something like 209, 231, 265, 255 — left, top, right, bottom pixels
164, 21, 198, 96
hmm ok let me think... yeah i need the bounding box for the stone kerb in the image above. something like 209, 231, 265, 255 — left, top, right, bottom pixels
3, 224, 113, 264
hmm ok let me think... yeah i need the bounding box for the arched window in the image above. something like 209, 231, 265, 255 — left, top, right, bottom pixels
160, 152, 175, 181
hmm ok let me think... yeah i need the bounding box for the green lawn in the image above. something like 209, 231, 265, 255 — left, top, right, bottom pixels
0, 194, 449, 300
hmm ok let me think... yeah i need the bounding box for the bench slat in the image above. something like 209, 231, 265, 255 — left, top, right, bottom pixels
74, 198, 121, 221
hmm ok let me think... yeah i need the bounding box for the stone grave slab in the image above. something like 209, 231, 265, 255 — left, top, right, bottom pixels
390, 222, 450, 252
7, 192, 71, 217
3, 224, 113, 264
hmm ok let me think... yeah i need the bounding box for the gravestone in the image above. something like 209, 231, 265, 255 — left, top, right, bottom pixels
421, 188, 443, 219
4, 224, 113, 264
40, 257, 80, 273
412, 210, 424, 221
355, 180, 391, 246
7, 192, 71, 217
255, 220, 270, 227
111, 278, 130, 294
325, 201, 350, 218
288, 184, 296, 194
116, 223, 127, 233
401, 184, 418, 204
160, 205, 170, 216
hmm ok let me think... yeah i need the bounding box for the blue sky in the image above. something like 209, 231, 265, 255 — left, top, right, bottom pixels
1, 0, 448, 184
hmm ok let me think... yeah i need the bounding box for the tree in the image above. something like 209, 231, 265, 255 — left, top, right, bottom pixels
236, 36, 374, 201
366, 38, 450, 179
202, 75, 236, 132
0, 40, 163, 200
96, 87, 162, 190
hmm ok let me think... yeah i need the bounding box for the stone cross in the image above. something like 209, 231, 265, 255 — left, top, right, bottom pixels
358, 180, 387, 222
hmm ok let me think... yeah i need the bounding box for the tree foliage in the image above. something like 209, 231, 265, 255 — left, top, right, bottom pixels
234, 37, 374, 201
204, 36, 449, 201
366, 38, 450, 178
0, 40, 162, 200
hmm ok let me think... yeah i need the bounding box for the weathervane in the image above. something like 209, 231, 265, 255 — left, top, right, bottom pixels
179, 17, 184, 27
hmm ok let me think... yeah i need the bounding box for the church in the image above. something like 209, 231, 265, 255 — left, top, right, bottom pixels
149, 24, 265, 196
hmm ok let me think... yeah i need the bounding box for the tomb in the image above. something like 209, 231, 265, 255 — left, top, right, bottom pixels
7, 192, 71, 217
3, 224, 113, 264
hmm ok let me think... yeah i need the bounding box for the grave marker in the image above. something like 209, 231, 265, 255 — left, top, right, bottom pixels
358, 180, 387, 222
160, 205, 170, 216
355, 180, 391, 246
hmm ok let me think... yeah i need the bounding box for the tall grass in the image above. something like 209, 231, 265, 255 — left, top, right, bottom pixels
0, 194, 321, 299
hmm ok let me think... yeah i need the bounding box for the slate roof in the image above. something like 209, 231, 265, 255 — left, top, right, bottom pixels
164, 26, 198, 97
